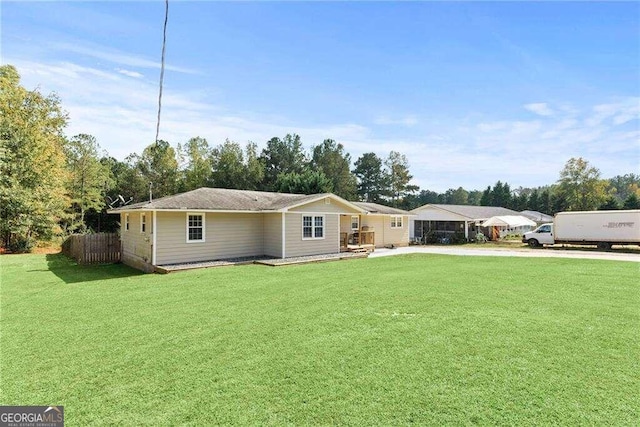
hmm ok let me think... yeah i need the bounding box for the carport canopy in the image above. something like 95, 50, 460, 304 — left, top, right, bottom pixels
481, 215, 537, 228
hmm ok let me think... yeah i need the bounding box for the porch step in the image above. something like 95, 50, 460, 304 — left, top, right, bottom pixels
348, 247, 369, 253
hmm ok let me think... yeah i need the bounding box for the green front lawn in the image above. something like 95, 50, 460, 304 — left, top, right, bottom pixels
1, 254, 638, 425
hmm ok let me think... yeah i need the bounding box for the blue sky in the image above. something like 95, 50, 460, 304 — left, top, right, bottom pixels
3, 1, 639, 192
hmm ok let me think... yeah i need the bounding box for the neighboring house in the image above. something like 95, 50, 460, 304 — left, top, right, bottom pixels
481, 215, 537, 238
520, 210, 554, 225
410, 204, 521, 242
109, 188, 411, 272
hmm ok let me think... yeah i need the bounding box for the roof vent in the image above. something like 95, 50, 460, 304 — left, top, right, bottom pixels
325, 198, 331, 204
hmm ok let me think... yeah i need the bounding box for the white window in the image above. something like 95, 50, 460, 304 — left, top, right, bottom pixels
125, 214, 129, 231
302, 215, 324, 240
140, 213, 146, 233
538, 224, 551, 233
351, 216, 360, 231
391, 216, 403, 228
187, 213, 205, 243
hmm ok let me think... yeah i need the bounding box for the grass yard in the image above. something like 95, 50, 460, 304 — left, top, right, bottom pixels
1, 254, 638, 425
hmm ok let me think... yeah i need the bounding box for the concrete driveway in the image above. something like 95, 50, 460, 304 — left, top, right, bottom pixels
369, 245, 640, 263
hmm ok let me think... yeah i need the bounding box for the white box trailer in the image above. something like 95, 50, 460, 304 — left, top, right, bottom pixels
522, 210, 640, 250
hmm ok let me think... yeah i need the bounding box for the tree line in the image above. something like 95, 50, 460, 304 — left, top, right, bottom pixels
109, 135, 417, 204
407, 169, 640, 214
2, 64, 639, 251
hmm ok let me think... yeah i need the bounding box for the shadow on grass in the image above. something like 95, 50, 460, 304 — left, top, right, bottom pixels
46, 253, 143, 284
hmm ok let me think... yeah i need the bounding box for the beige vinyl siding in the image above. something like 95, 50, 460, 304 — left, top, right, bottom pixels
340, 215, 361, 234
360, 215, 385, 247
121, 211, 152, 268
263, 213, 283, 258
285, 213, 339, 257
379, 215, 409, 247
289, 198, 361, 214
358, 215, 410, 248
155, 212, 264, 265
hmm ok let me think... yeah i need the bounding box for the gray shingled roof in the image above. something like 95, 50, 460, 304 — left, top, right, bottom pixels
110, 188, 332, 212
520, 210, 554, 222
109, 188, 413, 216
352, 202, 411, 216
413, 204, 520, 220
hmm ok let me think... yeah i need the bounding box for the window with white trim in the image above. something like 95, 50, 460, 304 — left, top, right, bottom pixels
187, 213, 205, 242
140, 213, 146, 233
125, 214, 129, 231
302, 215, 324, 239
391, 216, 403, 228
351, 216, 359, 231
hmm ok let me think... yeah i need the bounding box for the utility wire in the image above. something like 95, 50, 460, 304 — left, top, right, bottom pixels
155, 0, 169, 145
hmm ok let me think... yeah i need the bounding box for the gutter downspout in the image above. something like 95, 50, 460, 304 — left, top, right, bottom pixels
281, 212, 286, 259
152, 210, 157, 266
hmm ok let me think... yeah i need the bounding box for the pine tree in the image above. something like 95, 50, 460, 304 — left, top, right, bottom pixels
385, 151, 418, 207
310, 139, 357, 200
352, 153, 387, 202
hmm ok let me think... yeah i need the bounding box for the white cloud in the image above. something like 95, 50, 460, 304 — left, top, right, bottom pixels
117, 68, 143, 78
10, 58, 640, 193
50, 41, 198, 75
524, 102, 554, 117
477, 122, 507, 133
374, 115, 419, 126
585, 98, 640, 127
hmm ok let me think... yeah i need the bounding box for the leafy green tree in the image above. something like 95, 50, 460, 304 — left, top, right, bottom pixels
402, 189, 439, 210
82, 156, 131, 233
260, 134, 307, 191
275, 169, 332, 195
0, 65, 69, 251
64, 134, 113, 232
244, 142, 265, 191
622, 193, 640, 209
467, 190, 483, 206
112, 154, 148, 203
310, 139, 357, 199
211, 140, 246, 189
352, 152, 387, 202
556, 157, 608, 211
385, 151, 418, 207
419, 189, 441, 204
135, 140, 179, 200
608, 174, 640, 203
442, 187, 469, 205
177, 137, 212, 191
599, 196, 620, 210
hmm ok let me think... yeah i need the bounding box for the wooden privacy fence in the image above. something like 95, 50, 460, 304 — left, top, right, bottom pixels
62, 233, 121, 264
